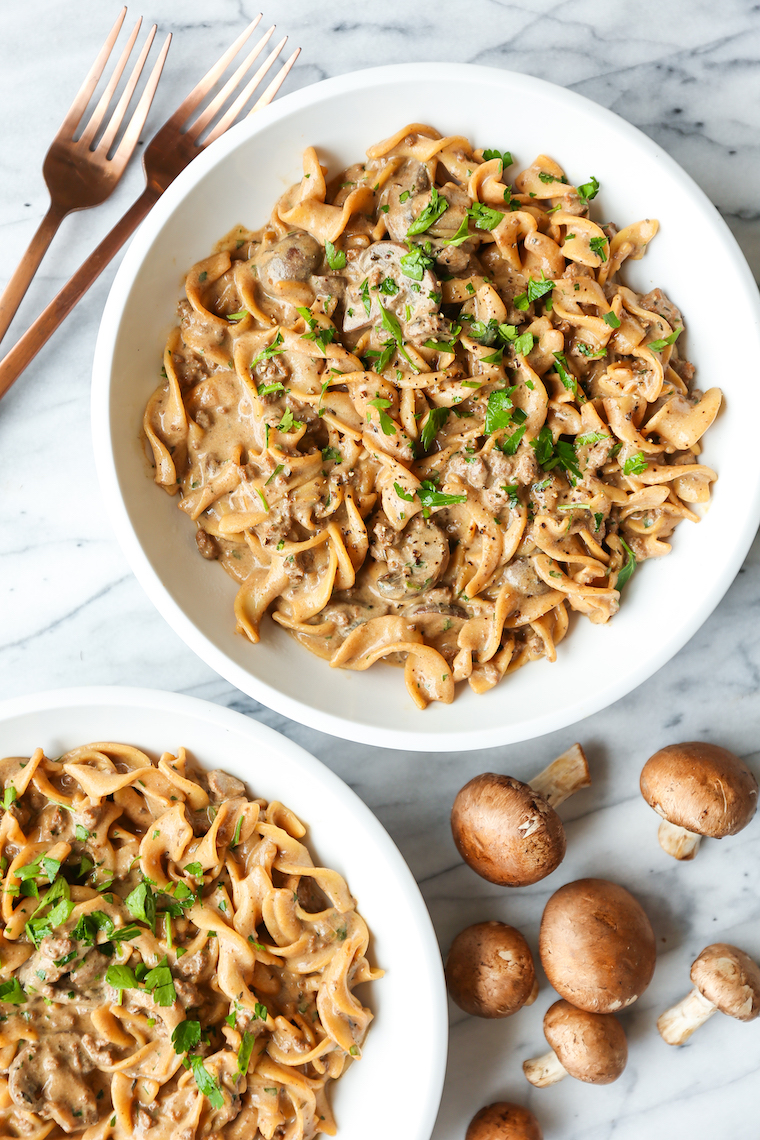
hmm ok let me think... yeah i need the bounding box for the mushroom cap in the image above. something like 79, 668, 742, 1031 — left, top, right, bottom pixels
640, 742, 758, 838
466, 1101, 543, 1140
445, 921, 536, 1018
451, 773, 566, 887
539, 878, 656, 1013
543, 1000, 628, 1084
690, 943, 760, 1021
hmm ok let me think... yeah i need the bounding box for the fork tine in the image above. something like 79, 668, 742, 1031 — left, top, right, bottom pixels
162, 13, 264, 133
57, 6, 128, 138
249, 47, 301, 115
78, 17, 143, 150
97, 24, 159, 156
186, 25, 276, 142
107, 32, 172, 171
202, 36, 288, 147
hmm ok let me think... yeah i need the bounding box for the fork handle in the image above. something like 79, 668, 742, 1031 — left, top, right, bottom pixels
0, 187, 159, 402
0, 203, 67, 347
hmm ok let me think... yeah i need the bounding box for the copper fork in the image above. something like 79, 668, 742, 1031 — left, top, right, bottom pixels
0, 14, 299, 403
0, 8, 171, 346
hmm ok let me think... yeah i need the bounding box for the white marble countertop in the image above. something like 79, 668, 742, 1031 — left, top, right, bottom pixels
2, 2, 760, 1138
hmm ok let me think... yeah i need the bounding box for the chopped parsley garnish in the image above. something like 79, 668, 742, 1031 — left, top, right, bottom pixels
322, 445, 342, 463
0, 979, 26, 1004
648, 327, 682, 351
378, 303, 418, 371
407, 186, 449, 236
576, 176, 600, 206
420, 406, 450, 452
589, 235, 608, 261
75, 825, 90, 842
359, 278, 371, 317
378, 276, 399, 296
400, 244, 436, 280
424, 324, 461, 354
143, 957, 176, 1007
577, 342, 607, 359
485, 388, 517, 434
417, 480, 467, 517
257, 380, 285, 396
603, 311, 621, 329
185, 1055, 224, 1110
468, 202, 504, 231
552, 351, 580, 398
616, 538, 637, 590
226, 309, 247, 322
126, 881, 156, 933
278, 407, 304, 433
576, 431, 609, 447
237, 1031, 255, 1075
530, 427, 582, 482
622, 452, 649, 476
324, 239, 346, 270
106, 963, 139, 992
526, 273, 555, 303
468, 318, 500, 346
513, 331, 534, 357
482, 148, 513, 170
538, 171, 562, 184
250, 331, 285, 370
368, 396, 396, 436
497, 424, 527, 455
184, 862, 203, 877
2, 787, 17, 810
363, 341, 395, 374
172, 1019, 202, 1054
265, 464, 284, 486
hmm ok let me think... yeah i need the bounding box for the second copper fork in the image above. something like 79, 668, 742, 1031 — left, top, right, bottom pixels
0, 7, 171, 346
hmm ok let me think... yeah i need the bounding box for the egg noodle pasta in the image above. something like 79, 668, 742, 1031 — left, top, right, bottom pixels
0, 744, 380, 1140
144, 124, 721, 708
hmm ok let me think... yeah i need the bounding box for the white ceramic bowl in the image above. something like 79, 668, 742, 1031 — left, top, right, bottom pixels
0, 686, 446, 1140
93, 62, 760, 752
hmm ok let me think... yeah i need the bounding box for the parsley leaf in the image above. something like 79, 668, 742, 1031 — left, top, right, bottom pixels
126, 881, 156, 933
648, 327, 682, 351
378, 276, 399, 296
603, 311, 621, 329
552, 351, 579, 397
393, 482, 415, 502
106, 964, 139, 992
576, 176, 600, 206
589, 235, 608, 261
485, 389, 517, 434
498, 424, 527, 455
417, 480, 467, 516
420, 407, 450, 452
0, 979, 26, 1004
237, 1031, 255, 1075
378, 303, 418, 371
2, 786, 17, 810
527, 273, 554, 303
443, 215, 471, 247
576, 431, 609, 447
226, 310, 248, 322
184, 862, 203, 877
143, 957, 176, 1007
368, 396, 396, 436
278, 407, 304, 433
616, 538, 637, 590
250, 331, 285, 370
324, 240, 346, 270
172, 1019, 202, 1054
622, 452, 649, 476
185, 1055, 224, 1110
513, 332, 534, 357
468, 318, 500, 346
468, 202, 504, 231
360, 279, 371, 317
407, 186, 449, 236
482, 148, 513, 170
530, 428, 582, 481
400, 244, 436, 280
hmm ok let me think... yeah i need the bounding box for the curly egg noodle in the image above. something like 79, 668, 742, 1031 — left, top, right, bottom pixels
0, 744, 379, 1140
144, 123, 722, 708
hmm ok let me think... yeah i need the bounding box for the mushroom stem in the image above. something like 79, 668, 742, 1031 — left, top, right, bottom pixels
529, 743, 590, 809
657, 818, 701, 861
525, 975, 539, 1007
523, 1048, 567, 1087
657, 985, 716, 1045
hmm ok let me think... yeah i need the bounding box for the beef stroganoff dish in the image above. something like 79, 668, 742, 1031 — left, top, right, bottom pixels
144, 123, 722, 708
0, 744, 379, 1140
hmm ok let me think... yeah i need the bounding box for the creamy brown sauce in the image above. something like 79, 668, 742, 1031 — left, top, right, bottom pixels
144, 124, 721, 708
0, 745, 379, 1140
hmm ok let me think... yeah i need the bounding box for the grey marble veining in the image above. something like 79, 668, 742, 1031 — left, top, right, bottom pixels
2, 2, 760, 1137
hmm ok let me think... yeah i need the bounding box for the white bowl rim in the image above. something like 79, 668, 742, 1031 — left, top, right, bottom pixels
92, 61, 760, 752
0, 684, 448, 1139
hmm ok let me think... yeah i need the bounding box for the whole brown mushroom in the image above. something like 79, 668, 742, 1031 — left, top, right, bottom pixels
657, 943, 760, 1045
466, 1102, 542, 1140
640, 742, 758, 860
451, 743, 590, 887
539, 878, 656, 1013
523, 1000, 628, 1087
445, 921, 538, 1018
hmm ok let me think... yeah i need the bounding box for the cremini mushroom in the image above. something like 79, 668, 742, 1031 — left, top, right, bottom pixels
466, 1102, 543, 1140
657, 943, 760, 1045
445, 921, 538, 1018
640, 742, 758, 860
451, 743, 590, 887
539, 878, 656, 1013
523, 1000, 628, 1087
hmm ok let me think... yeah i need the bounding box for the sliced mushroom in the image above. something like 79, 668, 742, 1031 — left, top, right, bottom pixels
383, 158, 431, 242
343, 240, 444, 342
371, 513, 450, 600
445, 921, 538, 1018
640, 742, 758, 861
254, 231, 322, 299
466, 1102, 543, 1140
523, 1000, 627, 1087
539, 878, 656, 1013
657, 943, 760, 1045
450, 744, 590, 887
